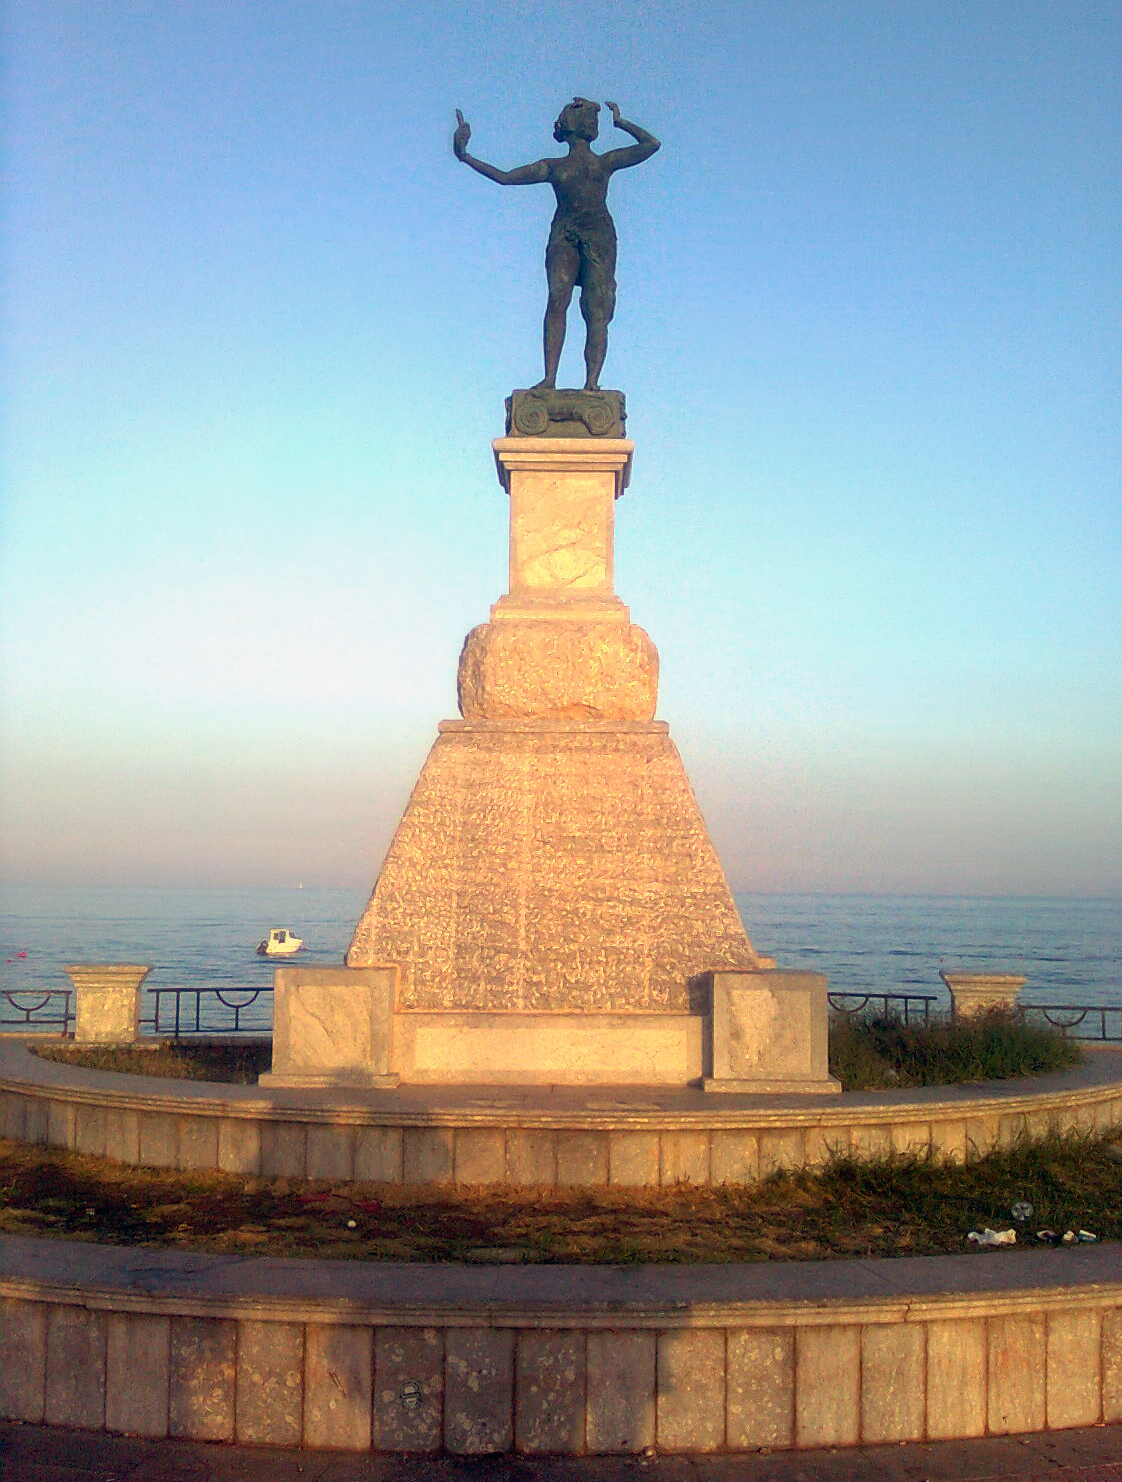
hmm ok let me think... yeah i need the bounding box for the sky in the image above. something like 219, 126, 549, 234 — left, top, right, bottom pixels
3, 0, 1120, 896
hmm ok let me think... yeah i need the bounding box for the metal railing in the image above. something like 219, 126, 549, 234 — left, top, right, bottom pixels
0, 988, 74, 1034
827, 991, 938, 1025
140, 987, 273, 1037
1020, 1003, 1122, 1043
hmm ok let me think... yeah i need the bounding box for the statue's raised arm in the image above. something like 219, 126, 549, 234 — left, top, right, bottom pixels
453, 98, 660, 391
452, 110, 551, 186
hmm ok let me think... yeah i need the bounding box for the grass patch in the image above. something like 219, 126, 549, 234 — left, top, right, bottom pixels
828, 1009, 1082, 1091
33, 1040, 272, 1084
0, 1130, 1116, 1263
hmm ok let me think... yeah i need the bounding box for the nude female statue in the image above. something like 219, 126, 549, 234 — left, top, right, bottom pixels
453, 98, 660, 391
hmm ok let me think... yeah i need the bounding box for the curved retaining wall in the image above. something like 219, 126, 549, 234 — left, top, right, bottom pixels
2, 1042, 1121, 1187
1, 1235, 1119, 1455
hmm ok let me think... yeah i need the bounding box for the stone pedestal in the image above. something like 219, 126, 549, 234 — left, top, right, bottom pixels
704, 970, 840, 1095
261, 967, 399, 1088
941, 972, 1026, 1019
333, 410, 818, 1090
65, 964, 150, 1044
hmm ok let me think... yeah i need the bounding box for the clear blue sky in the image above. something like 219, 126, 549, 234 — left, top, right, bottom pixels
3, 1, 1119, 895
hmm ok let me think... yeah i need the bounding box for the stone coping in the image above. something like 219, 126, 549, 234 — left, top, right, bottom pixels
3, 1234, 1119, 1325
2, 1039, 1119, 1129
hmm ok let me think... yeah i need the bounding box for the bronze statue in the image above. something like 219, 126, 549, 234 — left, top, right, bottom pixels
453, 99, 660, 391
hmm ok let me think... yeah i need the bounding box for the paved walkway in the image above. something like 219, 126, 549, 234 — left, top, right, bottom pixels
3, 1421, 1121, 1482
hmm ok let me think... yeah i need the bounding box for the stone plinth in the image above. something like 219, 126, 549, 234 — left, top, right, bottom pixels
495, 436, 631, 600
941, 972, 1026, 1019
343, 422, 777, 1085
261, 967, 399, 1088
506, 388, 626, 438
704, 970, 840, 1095
347, 720, 764, 1015
65, 964, 150, 1044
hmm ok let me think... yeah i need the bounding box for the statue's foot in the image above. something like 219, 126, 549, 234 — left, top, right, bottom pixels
530, 378, 556, 391
584, 381, 600, 392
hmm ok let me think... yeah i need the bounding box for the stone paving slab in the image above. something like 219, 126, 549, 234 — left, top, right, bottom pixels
4, 1040, 1121, 1125
2, 1420, 1121, 1480
2, 1233, 1119, 1319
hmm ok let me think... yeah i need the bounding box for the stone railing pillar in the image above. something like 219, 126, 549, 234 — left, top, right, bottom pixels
65, 964, 151, 1043
941, 971, 1026, 1019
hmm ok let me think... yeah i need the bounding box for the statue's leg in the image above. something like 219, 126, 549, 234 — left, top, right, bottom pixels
536, 233, 578, 390
579, 235, 617, 391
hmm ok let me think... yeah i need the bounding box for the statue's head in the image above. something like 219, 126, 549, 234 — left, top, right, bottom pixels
554, 97, 600, 143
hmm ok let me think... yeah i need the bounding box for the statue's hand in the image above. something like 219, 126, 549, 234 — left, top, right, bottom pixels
605, 101, 623, 127
453, 108, 471, 160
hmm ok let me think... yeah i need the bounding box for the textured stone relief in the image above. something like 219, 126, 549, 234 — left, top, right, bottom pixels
458, 619, 657, 720
347, 723, 761, 1012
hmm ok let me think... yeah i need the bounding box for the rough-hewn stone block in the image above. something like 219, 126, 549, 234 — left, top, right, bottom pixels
848, 1123, 893, 1160
403, 1127, 454, 1184
46, 1098, 76, 1150
1047, 1309, 1101, 1429
354, 1125, 403, 1183
217, 1117, 261, 1175
138, 1111, 177, 1168
659, 1131, 709, 1185
454, 1128, 505, 1184
516, 1330, 585, 1454
73, 1103, 107, 1158
710, 1130, 759, 1184
304, 1324, 372, 1451
795, 1326, 860, 1447
106, 1313, 169, 1437
168, 1316, 236, 1441
757, 1128, 804, 1177
103, 1107, 140, 1165
505, 1129, 556, 1186
1104, 1307, 1122, 1424
861, 1323, 925, 1442
44, 1306, 105, 1429
609, 1130, 660, 1186
586, 1330, 655, 1454
307, 1124, 356, 1182
927, 1317, 987, 1439
727, 1328, 794, 1449
988, 1314, 1046, 1435
236, 1320, 303, 1446
656, 1329, 724, 1452
176, 1115, 218, 1171
445, 1328, 514, 1455
0, 1297, 46, 1421
373, 1327, 443, 1453
260, 1121, 307, 1179
555, 1132, 609, 1186
890, 1121, 930, 1158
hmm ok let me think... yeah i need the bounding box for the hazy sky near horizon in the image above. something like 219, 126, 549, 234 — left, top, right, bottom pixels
3, 0, 1120, 897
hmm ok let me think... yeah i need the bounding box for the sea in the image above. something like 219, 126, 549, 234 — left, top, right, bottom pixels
0, 886, 1118, 1032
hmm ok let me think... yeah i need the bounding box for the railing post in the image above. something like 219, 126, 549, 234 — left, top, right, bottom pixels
940, 971, 1026, 1020
64, 964, 151, 1044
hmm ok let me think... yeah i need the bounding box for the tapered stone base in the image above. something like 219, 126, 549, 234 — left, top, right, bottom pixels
347, 718, 764, 1013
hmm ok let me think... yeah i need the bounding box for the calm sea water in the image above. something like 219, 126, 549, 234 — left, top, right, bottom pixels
0, 886, 1118, 1022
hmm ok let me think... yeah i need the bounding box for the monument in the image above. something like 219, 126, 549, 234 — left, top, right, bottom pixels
263, 103, 837, 1096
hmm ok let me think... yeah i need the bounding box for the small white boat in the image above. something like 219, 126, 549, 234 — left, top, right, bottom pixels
256, 927, 304, 957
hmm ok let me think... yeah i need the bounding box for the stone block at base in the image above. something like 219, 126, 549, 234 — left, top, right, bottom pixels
703, 970, 840, 1096
941, 971, 1025, 1019
260, 967, 400, 1089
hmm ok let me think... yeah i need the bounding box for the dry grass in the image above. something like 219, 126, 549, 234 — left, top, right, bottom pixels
1, 1130, 1117, 1264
